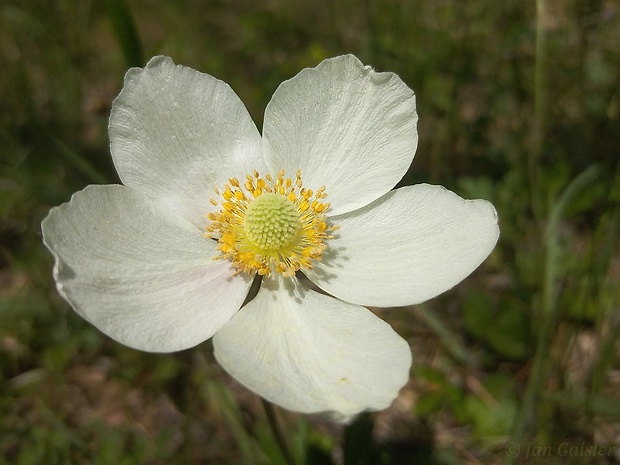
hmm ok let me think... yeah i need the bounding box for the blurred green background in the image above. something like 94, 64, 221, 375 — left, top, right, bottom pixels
1, 0, 619, 464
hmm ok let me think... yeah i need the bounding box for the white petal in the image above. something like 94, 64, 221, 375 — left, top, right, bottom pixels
41, 185, 252, 352
262, 55, 418, 216
213, 276, 411, 422
110, 56, 265, 228
306, 184, 499, 307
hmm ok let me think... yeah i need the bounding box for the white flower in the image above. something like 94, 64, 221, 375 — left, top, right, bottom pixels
41, 55, 499, 422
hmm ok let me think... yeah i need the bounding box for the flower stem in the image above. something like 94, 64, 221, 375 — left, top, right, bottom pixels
504, 165, 600, 465
529, 0, 547, 223
262, 399, 297, 465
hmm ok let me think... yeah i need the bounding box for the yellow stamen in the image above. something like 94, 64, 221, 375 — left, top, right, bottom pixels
206, 170, 337, 277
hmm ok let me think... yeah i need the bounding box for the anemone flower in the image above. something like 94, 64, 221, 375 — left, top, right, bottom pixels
42, 55, 499, 422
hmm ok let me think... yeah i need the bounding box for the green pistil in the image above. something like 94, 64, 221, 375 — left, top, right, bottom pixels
244, 193, 299, 250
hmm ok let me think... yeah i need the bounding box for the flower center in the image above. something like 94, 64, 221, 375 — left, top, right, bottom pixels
206, 169, 338, 277
244, 192, 299, 250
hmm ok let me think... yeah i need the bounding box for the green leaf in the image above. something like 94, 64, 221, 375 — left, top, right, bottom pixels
103, 0, 144, 67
